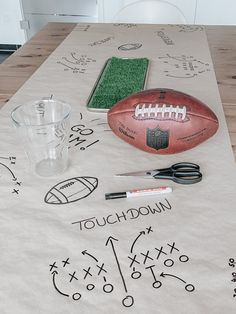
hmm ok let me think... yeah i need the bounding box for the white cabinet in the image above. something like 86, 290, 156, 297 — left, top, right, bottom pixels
0, 0, 26, 45
21, 0, 98, 39
1, 0, 236, 46
195, 0, 236, 25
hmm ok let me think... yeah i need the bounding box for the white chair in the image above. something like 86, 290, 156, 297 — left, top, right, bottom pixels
113, 0, 187, 24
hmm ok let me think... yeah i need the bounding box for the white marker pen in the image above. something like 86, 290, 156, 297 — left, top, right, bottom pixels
105, 186, 172, 200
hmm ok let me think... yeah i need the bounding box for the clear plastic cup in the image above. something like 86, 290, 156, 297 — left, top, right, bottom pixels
11, 98, 71, 177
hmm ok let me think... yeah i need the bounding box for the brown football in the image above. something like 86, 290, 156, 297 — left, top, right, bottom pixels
107, 88, 219, 154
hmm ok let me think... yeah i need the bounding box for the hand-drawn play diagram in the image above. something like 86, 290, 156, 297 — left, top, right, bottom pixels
44, 176, 98, 205
57, 53, 96, 73
0, 156, 22, 195
49, 227, 195, 308
69, 113, 110, 151
158, 53, 211, 78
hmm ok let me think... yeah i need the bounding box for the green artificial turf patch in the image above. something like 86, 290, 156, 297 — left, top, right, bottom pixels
87, 57, 149, 112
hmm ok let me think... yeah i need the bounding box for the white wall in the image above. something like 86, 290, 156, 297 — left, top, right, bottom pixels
100, 0, 197, 24
0, 0, 25, 45
195, 0, 236, 25
1, 0, 236, 45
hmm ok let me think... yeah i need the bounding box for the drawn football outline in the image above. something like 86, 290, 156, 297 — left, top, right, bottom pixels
44, 176, 98, 205
108, 88, 219, 154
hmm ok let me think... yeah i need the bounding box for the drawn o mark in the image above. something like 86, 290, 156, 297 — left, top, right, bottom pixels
122, 295, 134, 308
185, 284, 195, 292
131, 270, 142, 280
103, 283, 114, 293
87, 284, 95, 291
72, 292, 82, 301
152, 280, 162, 289
179, 255, 189, 263
164, 259, 174, 267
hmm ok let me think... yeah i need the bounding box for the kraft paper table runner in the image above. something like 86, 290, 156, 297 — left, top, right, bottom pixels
0, 23, 236, 313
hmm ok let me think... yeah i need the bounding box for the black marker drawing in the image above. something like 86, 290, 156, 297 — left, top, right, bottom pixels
72, 199, 172, 231
44, 176, 98, 205
118, 43, 142, 51
0, 156, 22, 195
160, 272, 195, 292
128, 239, 195, 294
75, 24, 91, 32
229, 258, 236, 268
130, 231, 145, 253
89, 36, 114, 47
130, 227, 153, 253
57, 53, 96, 73
82, 250, 98, 262
158, 53, 210, 78
48, 228, 195, 309
156, 31, 175, 45
69, 113, 110, 151
49, 253, 113, 302
175, 25, 204, 32
52, 270, 70, 297
228, 258, 236, 297
106, 236, 134, 308
113, 23, 137, 28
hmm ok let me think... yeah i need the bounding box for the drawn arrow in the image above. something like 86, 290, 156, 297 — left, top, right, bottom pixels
81, 250, 98, 262
160, 272, 186, 284
52, 271, 69, 297
130, 231, 145, 253
106, 236, 128, 293
0, 162, 16, 180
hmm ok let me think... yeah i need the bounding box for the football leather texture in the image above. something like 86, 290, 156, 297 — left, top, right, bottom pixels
107, 88, 219, 154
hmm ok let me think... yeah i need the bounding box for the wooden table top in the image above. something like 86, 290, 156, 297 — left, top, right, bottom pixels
0, 22, 235, 159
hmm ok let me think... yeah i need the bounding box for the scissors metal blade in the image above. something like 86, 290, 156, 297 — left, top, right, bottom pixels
115, 170, 155, 178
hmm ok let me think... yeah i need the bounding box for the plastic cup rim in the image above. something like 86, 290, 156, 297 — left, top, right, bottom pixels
11, 99, 71, 127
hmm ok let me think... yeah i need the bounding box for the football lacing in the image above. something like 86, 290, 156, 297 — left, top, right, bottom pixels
134, 103, 187, 120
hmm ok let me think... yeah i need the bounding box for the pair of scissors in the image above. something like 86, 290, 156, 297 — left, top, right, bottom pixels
116, 162, 202, 185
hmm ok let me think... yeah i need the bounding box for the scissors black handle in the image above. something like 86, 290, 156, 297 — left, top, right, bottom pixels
152, 162, 202, 184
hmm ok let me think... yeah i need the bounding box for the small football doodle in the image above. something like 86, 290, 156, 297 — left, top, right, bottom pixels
158, 53, 211, 78
57, 53, 96, 73
118, 43, 142, 51
48, 227, 195, 309
0, 156, 22, 195
44, 176, 98, 205
69, 113, 110, 151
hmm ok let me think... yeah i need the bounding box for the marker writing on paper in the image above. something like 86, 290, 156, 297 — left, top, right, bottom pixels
105, 187, 172, 200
